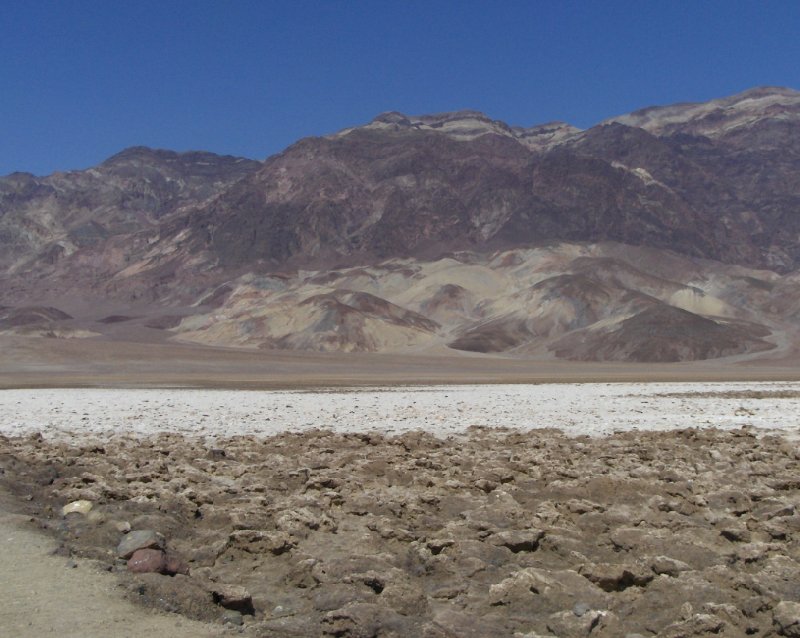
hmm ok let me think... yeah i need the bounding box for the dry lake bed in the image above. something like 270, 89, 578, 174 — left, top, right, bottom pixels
2, 382, 800, 637
1, 382, 799, 441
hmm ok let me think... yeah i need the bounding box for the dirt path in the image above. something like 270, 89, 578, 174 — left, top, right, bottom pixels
0, 493, 221, 638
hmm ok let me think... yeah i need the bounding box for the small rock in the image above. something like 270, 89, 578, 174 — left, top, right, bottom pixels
566, 498, 602, 514
230, 529, 295, 555
548, 609, 616, 636
211, 583, 254, 615
128, 548, 167, 574
579, 562, 653, 592
312, 585, 372, 612
489, 529, 544, 553
426, 538, 455, 555
86, 510, 105, 524
720, 526, 751, 543
164, 552, 190, 576
650, 555, 691, 577
474, 479, 499, 492
382, 580, 429, 616
117, 529, 164, 559
431, 584, 466, 600
703, 603, 746, 628
774, 601, 800, 637
208, 448, 227, 461
322, 603, 405, 637
114, 520, 131, 533
573, 602, 591, 617
659, 613, 724, 637
489, 568, 609, 609
61, 500, 93, 516
221, 609, 244, 626
735, 542, 770, 563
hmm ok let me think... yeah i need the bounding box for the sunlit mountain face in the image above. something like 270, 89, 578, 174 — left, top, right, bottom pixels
2, 87, 800, 362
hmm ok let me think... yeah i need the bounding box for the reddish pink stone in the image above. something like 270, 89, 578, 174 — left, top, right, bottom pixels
127, 548, 167, 574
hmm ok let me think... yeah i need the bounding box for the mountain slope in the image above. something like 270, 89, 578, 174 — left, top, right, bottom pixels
158, 86, 800, 276
170, 243, 792, 362
1, 87, 800, 362
0, 148, 260, 302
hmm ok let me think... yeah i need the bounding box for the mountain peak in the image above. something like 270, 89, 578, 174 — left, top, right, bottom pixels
371, 109, 493, 126
735, 85, 800, 99
101, 146, 176, 165
337, 110, 580, 150
100, 147, 260, 174
605, 85, 800, 136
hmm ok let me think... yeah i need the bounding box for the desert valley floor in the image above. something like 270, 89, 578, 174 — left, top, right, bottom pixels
1, 381, 800, 441
2, 343, 800, 637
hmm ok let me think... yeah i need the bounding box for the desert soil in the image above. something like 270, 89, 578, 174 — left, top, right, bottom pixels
2, 336, 800, 390
0, 488, 221, 638
1, 383, 800, 636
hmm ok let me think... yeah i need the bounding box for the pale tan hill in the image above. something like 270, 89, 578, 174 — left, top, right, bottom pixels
171, 242, 795, 362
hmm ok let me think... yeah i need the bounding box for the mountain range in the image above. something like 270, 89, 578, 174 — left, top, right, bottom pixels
2, 86, 799, 363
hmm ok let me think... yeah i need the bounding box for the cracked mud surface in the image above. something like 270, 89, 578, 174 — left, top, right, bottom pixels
2, 425, 800, 637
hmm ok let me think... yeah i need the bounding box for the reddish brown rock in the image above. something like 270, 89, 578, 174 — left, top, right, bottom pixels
127, 548, 167, 574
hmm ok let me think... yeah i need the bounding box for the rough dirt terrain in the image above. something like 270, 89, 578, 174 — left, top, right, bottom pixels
3, 419, 800, 637
0, 489, 220, 638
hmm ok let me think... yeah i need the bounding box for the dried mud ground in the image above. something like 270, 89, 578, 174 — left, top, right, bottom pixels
2, 426, 800, 637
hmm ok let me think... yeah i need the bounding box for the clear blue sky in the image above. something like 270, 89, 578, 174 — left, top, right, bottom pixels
2, 0, 799, 176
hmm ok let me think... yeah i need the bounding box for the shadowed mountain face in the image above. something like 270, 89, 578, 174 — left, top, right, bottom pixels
1, 87, 800, 361
177, 85, 800, 274
0, 148, 261, 302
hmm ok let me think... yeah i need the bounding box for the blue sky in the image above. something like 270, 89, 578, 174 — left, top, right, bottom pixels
2, 0, 799, 176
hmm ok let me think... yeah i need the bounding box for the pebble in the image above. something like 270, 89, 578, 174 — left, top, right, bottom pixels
774, 601, 800, 637
221, 609, 244, 626
117, 529, 164, 559
114, 520, 132, 533
573, 602, 591, 617
61, 500, 93, 516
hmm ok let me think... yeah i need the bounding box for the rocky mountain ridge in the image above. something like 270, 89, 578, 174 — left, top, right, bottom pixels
1, 87, 799, 361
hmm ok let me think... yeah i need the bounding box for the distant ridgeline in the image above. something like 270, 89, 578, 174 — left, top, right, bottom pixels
1, 87, 799, 362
